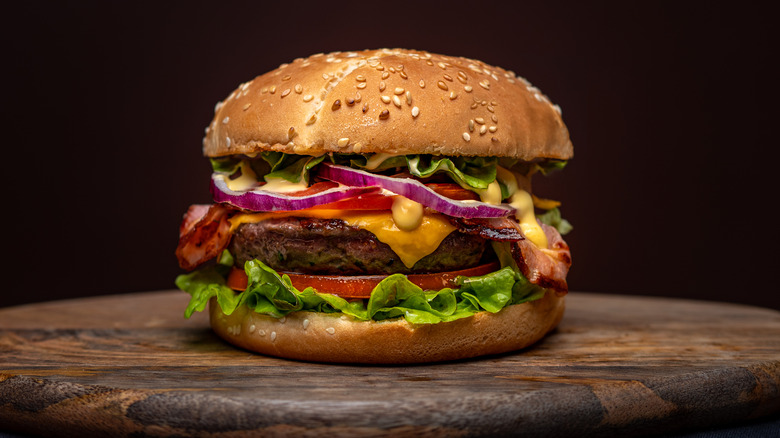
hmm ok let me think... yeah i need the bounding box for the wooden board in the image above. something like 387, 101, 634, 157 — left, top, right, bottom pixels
1, 291, 779, 437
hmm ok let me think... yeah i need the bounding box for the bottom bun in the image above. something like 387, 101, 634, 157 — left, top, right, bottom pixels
208, 292, 565, 364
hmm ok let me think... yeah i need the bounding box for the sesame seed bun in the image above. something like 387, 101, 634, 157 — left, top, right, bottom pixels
208, 292, 565, 364
203, 48, 572, 162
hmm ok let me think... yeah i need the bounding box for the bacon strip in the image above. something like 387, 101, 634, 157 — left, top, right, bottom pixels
451, 217, 572, 293
175, 204, 233, 271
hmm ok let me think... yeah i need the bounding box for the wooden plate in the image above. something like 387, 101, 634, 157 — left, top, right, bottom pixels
1, 291, 779, 437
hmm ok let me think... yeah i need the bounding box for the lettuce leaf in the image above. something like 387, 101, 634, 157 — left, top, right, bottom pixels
536, 207, 573, 235
177, 253, 548, 324
260, 152, 325, 184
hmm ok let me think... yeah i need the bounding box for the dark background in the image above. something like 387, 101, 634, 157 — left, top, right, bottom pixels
4, 2, 778, 310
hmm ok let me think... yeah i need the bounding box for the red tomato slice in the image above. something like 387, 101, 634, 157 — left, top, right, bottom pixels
226, 262, 501, 298
424, 183, 480, 201
309, 192, 395, 211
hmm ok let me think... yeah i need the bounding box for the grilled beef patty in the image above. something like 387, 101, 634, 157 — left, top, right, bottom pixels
229, 216, 487, 275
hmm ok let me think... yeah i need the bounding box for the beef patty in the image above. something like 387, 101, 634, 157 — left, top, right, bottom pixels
229, 216, 487, 275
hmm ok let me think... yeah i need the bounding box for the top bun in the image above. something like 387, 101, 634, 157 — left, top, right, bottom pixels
203, 49, 572, 161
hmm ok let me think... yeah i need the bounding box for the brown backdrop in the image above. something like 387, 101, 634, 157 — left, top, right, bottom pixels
4, 1, 777, 310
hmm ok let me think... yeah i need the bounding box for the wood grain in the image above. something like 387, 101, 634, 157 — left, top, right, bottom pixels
1, 291, 779, 437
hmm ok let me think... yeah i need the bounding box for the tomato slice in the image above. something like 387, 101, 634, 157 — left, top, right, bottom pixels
309, 192, 395, 211
425, 183, 480, 201
226, 261, 501, 298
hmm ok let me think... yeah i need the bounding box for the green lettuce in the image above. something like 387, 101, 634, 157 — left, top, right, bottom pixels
536, 207, 573, 235
176, 252, 548, 324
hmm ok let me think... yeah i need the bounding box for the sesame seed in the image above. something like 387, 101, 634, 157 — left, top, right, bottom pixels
382, 72, 390, 79
379, 109, 389, 119
357, 82, 367, 89
222, 116, 230, 124
534, 93, 543, 102
419, 79, 425, 88
479, 80, 490, 90
464, 85, 473, 92
306, 114, 317, 125
269, 85, 276, 94
281, 88, 291, 98
379, 82, 386, 91
303, 94, 314, 102
475, 117, 485, 124
288, 126, 296, 140
226, 137, 231, 147
353, 143, 363, 153
449, 91, 457, 100
258, 329, 266, 336
338, 137, 349, 147
405, 91, 412, 105
487, 105, 495, 113
332, 100, 342, 110
271, 331, 277, 341
243, 103, 252, 111
294, 84, 303, 94
457, 71, 468, 83
491, 137, 499, 142
481, 100, 488, 106
412, 106, 420, 117
303, 319, 310, 330
394, 87, 405, 95
426, 60, 434, 66
376, 65, 384, 71
282, 75, 291, 81
437, 81, 448, 91
489, 126, 497, 132
261, 87, 268, 94
389, 67, 396, 73
381, 95, 391, 104
249, 324, 256, 333
443, 74, 453, 82
399, 71, 408, 79
355, 92, 362, 102
492, 114, 498, 122
346, 97, 355, 106
468, 119, 475, 132
362, 103, 369, 113
470, 102, 478, 109
392, 95, 402, 107
480, 125, 487, 135
322, 73, 330, 80
325, 327, 336, 335
438, 62, 447, 69
356, 75, 366, 82
462, 132, 471, 141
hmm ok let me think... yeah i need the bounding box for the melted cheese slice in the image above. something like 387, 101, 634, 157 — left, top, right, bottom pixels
228, 209, 456, 268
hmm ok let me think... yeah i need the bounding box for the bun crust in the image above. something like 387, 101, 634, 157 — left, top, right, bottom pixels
203, 49, 572, 161
208, 292, 565, 364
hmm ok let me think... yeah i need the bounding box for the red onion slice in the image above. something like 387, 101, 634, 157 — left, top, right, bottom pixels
210, 174, 379, 212
317, 163, 515, 218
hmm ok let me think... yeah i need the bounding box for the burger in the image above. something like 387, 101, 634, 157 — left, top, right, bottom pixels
175, 49, 573, 363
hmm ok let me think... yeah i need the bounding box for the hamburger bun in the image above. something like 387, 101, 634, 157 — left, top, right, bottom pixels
208, 292, 565, 364
203, 48, 572, 162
